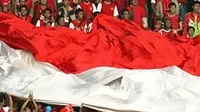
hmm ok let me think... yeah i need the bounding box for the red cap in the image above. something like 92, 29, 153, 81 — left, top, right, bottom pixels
2, 1, 8, 6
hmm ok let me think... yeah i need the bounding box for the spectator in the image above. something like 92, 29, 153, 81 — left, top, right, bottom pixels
187, 26, 195, 38
20, 93, 38, 112
76, 0, 97, 19
17, 5, 33, 23
120, 8, 130, 20
0, 93, 14, 112
36, 8, 55, 27
33, 0, 55, 25
127, 0, 148, 29
56, 15, 66, 26
151, 0, 161, 31
178, 0, 187, 19
159, 18, 177, 37
96, 0, 119, 17
165, 2, 182, 33
0, 0, 10, 12
58, 0, 75, 23
183, 1, 200, 37
156, 0, 179, 19
69, 9, 86, 31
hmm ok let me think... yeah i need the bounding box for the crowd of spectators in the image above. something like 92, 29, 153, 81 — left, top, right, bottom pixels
0, 0, 199, 37
0, 0, 200, 111
0, 93, 77, 112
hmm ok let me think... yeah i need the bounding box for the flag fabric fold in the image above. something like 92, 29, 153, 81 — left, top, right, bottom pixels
1, 41, 200, 112
0, 13, 200, 75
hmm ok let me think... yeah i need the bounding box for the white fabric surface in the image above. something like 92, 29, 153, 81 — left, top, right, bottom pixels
0, 41, 200, 112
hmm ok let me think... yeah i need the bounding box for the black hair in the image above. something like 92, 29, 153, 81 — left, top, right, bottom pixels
92, 11, 100, 18
121, 8, 130, 16
187, 26, 195, 32
168, 2, 176, 8
45, 21, 52, 26
43, 8, 52, 14
193, 1, 200, 6
75, 8, 84, 16
19, 5, 28, 12
56, 15, 64, 24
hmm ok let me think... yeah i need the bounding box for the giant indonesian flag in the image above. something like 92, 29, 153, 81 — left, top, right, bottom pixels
1, 13, 200, 112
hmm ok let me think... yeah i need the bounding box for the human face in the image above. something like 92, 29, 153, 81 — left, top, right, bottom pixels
165, 20, 171, 29
44, 10, 51, 19
77, 11, 84, 20
19, 0, 26, 5
123, 11, 130, 20
131, 0, 138, 6
188, 28, 194, 37
2, 6, 8, 12
45, 22, 51, 26
63, 0, 69, 6
40, 0, 47, 5
20, 7, 28, 16
59, 17, 65, 26
169, 5, 176, 14
193, 3, 200, 13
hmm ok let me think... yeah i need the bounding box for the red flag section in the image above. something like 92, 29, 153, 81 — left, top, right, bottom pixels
0, 13, 199, 76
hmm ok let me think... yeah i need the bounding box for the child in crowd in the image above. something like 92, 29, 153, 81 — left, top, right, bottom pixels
58, 0, 75, 24
183, 1, 200, 37
33, 0, 55, 25
36, 8, 55, 27
69, 9, 86, 31
56, 15, 66, 26
187, 26, 195, 38
20, 93, 38, 112
159, 18, 177, 38
76, 0, 96, 19
121, 8, 130, 20
165, 2, 182, 33
18, 5, 33, 23
0, 0, 10, 12
97, 0, 119, 17
127, 0, 147, 28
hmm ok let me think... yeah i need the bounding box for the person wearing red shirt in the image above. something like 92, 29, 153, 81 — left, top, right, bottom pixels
183, 1, 200, 37
138, 0, 146, 7
165, 2, 182, 32
127, 0, 147, 28
33, 0, 55, 25
76, 0, 96, 18
159, 18, 177, 38
18, 5, 33, 23
0, 0, 10, 12
97, 0, 119, 17
69, 9, 86, 31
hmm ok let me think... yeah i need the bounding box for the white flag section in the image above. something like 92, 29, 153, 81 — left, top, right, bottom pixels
1, 41, 200, 112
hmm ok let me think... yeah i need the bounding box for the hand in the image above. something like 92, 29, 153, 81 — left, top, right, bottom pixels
28, 92, 33, 100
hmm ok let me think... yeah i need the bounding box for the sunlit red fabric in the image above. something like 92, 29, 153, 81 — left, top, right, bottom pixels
0, 13, 200, 76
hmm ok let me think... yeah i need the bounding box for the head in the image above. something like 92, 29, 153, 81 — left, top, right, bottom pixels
130, 0, 138, 6
43, 8, 52, 19
62, 0, 70, 6
19, 5, 28, 16
40, 0, 47, 5
75, 9, 84, 20
193, 1, 200, 13
187, 26, 195, 37
2, 2, 9, 12
169, 2, 176, 14
45, 21, 52, 26
164, 18, 172, 29
19, 0, 26, 6
56, 15, 65, 26
121, 9, 130, 20
92, 11, 100, 19
45, 106, 52, 112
